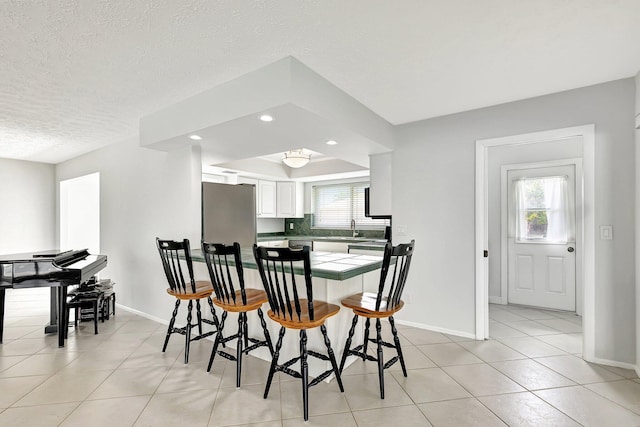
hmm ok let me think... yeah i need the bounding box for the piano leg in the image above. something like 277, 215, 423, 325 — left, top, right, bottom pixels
0, 288, 5, 343
57, 286, 68, 347
44, 287, 59, 335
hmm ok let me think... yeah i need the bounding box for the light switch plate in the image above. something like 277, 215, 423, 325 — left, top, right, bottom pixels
600, 225, 613, 240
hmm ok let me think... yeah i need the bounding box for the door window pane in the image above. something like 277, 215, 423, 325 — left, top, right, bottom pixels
515, 176, 569, 243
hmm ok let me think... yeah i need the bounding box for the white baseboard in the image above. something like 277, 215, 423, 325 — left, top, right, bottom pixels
583, 354, 638, 372
488, 296, 505, 305
395, 319, 476, 340
115, 303, 168, 326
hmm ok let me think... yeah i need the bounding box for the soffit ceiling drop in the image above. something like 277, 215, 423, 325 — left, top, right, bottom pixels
140, 57, 392, 180
1, 1, 640, 163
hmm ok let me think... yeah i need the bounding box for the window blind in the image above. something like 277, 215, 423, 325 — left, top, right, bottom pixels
312, 182, 389, 229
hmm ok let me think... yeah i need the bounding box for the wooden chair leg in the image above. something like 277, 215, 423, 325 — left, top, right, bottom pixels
207, 311, 227, 372
264, 326, 285, 399
242, 312, 249, 349
206, 297, 224, 348
163, 299, 180, 352
257, 308, 274, 356
196, 299, 204, 336
362, 318, 371, 360
321, 324, 344, 392
376, 318, 385, 399
300, 329, 309, 421
339, 314, 359, 373
389, 316, 407, 377
236, 312, 245, 388
184, 300, 193, 364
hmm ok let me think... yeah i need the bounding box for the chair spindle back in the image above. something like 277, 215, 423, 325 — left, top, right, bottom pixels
156, 238, 196, 294
253, 245, 314, 322
202, 242, 247, 305
375, 240, 415, 311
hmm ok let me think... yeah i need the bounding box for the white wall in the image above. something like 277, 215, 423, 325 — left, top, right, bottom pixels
0, 158, 55, 254
487, 138, 583, 300
394, 78, 636, 364
635, 70, 640, 374
56, 137, 202, 320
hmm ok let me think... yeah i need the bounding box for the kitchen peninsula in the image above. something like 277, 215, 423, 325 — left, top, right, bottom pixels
190, 246, 386, 379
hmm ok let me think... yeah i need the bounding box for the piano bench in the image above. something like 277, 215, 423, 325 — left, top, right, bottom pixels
66, 293, 104, 335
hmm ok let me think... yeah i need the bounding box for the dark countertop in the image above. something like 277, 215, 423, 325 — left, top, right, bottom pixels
190, 248, 384, 281
257, 235, 388, 244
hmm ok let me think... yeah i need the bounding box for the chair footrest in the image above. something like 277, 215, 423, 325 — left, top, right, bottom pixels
216, 350, 237, 362
276, 364, 302, 379
383, 356, 399, 370
244, 339, 269, 354
309, 369, 335, 387
307, 350, 330, 361
191, 331, 216, 341
367, 337, 396, 349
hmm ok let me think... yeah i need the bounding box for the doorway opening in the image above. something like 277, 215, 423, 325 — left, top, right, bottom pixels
60, 172, 100, 254
475, 125, 596, 362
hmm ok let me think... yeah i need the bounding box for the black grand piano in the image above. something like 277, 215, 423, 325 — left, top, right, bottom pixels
0, 249, 107, 347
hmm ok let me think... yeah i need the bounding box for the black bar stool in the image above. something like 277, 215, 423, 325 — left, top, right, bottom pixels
202, 241, 274, 387
156, 238, 222, 364
253, 244, 344, 421
339, 240, 415, 399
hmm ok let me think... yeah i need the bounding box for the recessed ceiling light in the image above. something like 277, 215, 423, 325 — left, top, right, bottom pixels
326, 140, 338, 145
260, 115, 274, 122
189, 134, 202, 140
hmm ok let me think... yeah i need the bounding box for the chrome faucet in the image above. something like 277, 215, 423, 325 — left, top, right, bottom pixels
351, 219, 358, 238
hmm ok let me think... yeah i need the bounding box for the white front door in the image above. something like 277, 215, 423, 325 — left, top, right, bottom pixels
507, 165, 576, 311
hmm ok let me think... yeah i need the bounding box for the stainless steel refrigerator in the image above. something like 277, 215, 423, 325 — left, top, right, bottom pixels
201, 182, 257, 247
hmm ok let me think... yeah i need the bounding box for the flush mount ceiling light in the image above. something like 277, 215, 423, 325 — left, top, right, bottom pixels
326, 140, 338, 145
282, 149, 310, 168
189, 134, 202, 140
259, 114, 274, 122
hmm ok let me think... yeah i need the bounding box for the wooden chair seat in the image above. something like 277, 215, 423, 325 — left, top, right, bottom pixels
268, 299, 340, 329
341, 292, 405, 318
166, 280, 213, 300
212, 288, 268, 312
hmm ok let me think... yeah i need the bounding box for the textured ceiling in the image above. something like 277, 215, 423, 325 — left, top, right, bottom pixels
1, 0, 640, 164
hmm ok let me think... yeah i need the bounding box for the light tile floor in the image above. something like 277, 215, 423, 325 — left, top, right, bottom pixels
0, 288, 638, 426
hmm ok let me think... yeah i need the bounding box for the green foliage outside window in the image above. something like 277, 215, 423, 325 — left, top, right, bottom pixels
526, 211, 548, 225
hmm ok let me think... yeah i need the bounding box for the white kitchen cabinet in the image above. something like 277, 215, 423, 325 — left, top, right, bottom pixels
238, 177, 303, 218
258, 180, 277, 217
276, 181, 304, 218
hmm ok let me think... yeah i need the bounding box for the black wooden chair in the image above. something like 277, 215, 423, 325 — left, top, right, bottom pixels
156, 238, 222, 364
202, 241, 274, 387
253, 245, 344, 421
339, 240, 415, 399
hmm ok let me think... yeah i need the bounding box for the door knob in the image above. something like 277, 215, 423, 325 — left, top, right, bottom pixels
567, 247, 575, 253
